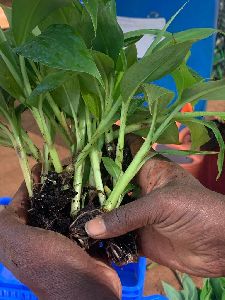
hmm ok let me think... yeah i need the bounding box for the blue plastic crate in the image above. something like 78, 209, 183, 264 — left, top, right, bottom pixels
0, 197, 167, 299
116, 0, 219, 111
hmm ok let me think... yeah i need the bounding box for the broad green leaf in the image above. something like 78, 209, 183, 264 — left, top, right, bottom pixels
39, 4, 95, 48
180, 79, 225, 105
102, 157, 121, 180
156, 122, 179, 145
172, 63, 202, 98
178, 118, 224, 178
16, 24, 102, 82
162, 282, 184, 300
12, 0, 73, 45
125, 44, 138, 68
51, 76, 80, 117
0, 56, 23, 99
0, 90, 9, 113
182, 274, 199, 300
92, 51, 114, 87
30, 71, 74, 105
0, 4, 11, 26
154, 28, 217, 52
61, 76, 80, 117
177, 120, 210, 150
83, 0, 99, 33
81, 91, 101, 120
93, 0, 124, 62
200, 279, 213, 300
142, 84, 174, 114
121, 41, 192, 101
0, 38, 21, 76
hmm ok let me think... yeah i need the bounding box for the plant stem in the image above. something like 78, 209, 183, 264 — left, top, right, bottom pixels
115, 99, 131, 168
71, 107, 86, 215
46, 93, 72, 144
38, 100, 63, 173
14, 137, 33, 197
75, 96, 122, 168
21, 130, 40, 161
103, 102, 158, 211
86, 108, 105, 205
175, 111, 225, 119
19, 56, 32, 96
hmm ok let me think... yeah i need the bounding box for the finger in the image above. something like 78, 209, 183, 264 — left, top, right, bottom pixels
85, 192, 162, 239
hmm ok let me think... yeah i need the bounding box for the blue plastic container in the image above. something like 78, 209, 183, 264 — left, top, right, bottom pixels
0, 197, 167, 299
116, 0, 219, 111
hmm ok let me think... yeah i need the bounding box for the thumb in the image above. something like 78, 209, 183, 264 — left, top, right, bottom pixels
85, 192, 162, 239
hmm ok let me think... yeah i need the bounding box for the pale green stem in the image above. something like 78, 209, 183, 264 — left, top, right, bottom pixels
86, 108, 105, 205
19, 56, 32, 96
175, 111, 225, 119
38, 100, 63, 173
103, 102, 158, 211
14, 138, 33, 197
46, 93, 72, 143
21, 130, 40, 161
115, 99, 131, 168
75, 96, 122, 168
71, 107, 86, 215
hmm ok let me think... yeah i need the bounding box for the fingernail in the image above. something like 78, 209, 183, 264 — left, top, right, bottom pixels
85, 217, 106, 237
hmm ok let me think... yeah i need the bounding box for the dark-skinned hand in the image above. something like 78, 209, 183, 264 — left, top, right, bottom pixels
0, 166, 121, 300
86, 135, 225, 277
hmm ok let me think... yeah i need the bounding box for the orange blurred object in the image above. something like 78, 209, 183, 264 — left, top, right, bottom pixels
0, 8, 9, 29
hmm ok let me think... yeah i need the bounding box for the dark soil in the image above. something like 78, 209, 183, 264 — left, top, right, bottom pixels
28, 142, 138, 266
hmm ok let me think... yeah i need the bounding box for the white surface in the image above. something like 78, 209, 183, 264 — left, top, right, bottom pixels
117, 16, 166, 58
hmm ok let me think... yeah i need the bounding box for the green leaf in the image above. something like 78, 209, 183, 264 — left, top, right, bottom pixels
209, 278, 225, 299
182, 274, 199, 300
180, 79, 225, 105
172, 63, 202, 98
142, 84, 174, 114
92, 51, 114, 87
0, 4, 12, 26
0, 90, 9, 113
121, 41, 192, 101
102, 157, 121, 181
156, 122, 179, 145
16, 24, 102, 82
51, 76, 81, 117
154, 28, 217, 52
124, 29, 170, 47
177, 120, 210, 150
81, 91, 101, 120
30, 71, 74, 105
162, 282, 184, 300
83, 0, 99, 34
93, 0, 124, 62
200, 279, 213, 300
145, 1, 188, 56
179, 118, 224, 178
0, 55, 23, 99
125, 44, 138, 68
12, 0, 73, 45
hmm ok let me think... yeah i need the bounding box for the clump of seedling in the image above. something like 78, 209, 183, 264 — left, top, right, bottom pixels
1, 0, 225, 265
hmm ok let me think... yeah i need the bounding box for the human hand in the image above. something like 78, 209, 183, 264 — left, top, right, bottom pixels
86, 136, 225, 277
0, 169, 121, 300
